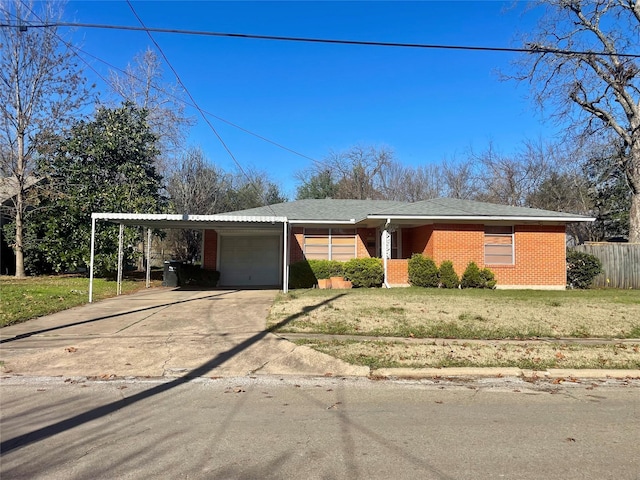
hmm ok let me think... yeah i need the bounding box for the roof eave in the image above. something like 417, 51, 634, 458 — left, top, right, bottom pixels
366, 214, 596, 223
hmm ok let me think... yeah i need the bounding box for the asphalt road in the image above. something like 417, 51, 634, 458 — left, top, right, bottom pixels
1, 375, 638, 480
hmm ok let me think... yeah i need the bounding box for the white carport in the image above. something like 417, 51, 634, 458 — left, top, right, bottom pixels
89, 212, 290, 302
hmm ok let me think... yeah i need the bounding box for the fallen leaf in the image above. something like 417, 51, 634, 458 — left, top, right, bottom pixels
65, 347, 78, 353
555, 352, 565, 360
118, 386, 127, 390
565, 437, 576, 443
552, 378, 564, 384
435, 400, 443, 404
233, 387, 245, 393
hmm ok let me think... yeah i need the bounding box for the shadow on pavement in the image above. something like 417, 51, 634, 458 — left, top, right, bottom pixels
0, 293, 346, 454
0, 290, 238, 344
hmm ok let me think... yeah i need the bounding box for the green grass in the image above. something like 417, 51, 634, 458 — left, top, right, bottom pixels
294, 338, 640, 370
269, 287, 640, 339
0, 275, 159, 327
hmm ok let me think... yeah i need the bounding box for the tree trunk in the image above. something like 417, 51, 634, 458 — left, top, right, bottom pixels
630, 192, 640, 244
14, 131, 26, 278
629, 144, 640, 244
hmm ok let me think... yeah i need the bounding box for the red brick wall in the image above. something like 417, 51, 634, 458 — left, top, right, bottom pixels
202, 230, 218, 270
289, 227, 305, 263
403, 225, 433, 258
357, 228, 376, 258
431, 224, 485, 275
387, 259, 409, 284
398, 223, 566, 287
489, 225, 566, 286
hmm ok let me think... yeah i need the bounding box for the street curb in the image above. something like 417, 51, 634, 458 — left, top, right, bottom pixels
371, 367, 640, 380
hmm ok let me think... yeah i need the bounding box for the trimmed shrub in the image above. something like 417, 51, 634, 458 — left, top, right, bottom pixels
438, 260, 459, 288
566, 250, 602, 289
308, 259, 344, 279
461, 262, 496, 289
343, 258, 384, 288
408, 254, 439, 287
289, 260, 317, 289
480, 268, 497, 289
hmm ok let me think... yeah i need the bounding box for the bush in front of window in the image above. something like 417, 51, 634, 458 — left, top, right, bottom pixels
461, 262, 497, 289
438, 260, 460, 288
566, 250, 602, 289
343, 258, 384, 288
308, 260, 344, 279
289, 260, 317, 289
408, 254, 439, 288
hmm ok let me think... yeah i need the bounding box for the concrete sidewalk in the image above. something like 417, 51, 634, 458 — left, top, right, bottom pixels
0, 288, 368, 378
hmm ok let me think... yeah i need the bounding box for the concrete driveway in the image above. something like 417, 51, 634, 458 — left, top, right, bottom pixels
0, 288, 367, 378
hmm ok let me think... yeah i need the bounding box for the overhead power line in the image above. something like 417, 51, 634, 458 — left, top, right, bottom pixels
124, 1, 279, 214
4, 21, 640, 58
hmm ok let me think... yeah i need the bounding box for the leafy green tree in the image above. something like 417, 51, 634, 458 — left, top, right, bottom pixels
0, 0, 91, 277
296, 169, 338, 199
22, 103, 165, 275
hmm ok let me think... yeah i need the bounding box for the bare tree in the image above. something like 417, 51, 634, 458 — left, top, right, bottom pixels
165, 148, 232, 261
381, 163, 444, 202
298, 145, 394, 200
514, 0, 640, 242
0, 0, 90, 277
440, 158, 479, 200
472, 141, 551, 206
108, 47, 194, 172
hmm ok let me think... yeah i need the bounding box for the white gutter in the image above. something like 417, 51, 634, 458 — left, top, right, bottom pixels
288, 219, 357, 225
366, 215, 596, 222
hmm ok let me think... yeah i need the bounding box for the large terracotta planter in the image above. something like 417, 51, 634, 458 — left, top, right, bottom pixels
317, 278, 332, 289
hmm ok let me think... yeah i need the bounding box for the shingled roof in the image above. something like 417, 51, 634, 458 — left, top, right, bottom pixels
220, 198, 593, 223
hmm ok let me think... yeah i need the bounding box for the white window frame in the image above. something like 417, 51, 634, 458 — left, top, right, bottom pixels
484, 225, 515, 265
303, 228, 357, 260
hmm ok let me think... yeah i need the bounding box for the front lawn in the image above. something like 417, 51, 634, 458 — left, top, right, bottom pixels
0, 275, 161, 327
268, 288, 640, 370
268, 288, 640, 339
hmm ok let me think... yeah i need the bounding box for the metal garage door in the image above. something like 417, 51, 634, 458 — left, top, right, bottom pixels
218, 234, 281, 286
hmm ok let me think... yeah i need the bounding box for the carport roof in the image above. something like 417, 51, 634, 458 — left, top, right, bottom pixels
92, 212, 287, 229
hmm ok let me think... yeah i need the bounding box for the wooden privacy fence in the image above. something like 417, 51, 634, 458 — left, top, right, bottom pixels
573, 243, 640, 289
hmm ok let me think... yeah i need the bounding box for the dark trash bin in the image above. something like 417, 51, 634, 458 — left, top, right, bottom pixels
163, 260, 181, 287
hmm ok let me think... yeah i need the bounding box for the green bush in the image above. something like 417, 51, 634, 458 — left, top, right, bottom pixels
461, 262, 496, 289
178, 264, 220, 287
408, 254, 439, 287
343, 258, 384, 288
480, 268, 497, 289
438, 260, 459, 288
289, 260, 317, 289
566, 250, 603, 289
308, 259, 344, 279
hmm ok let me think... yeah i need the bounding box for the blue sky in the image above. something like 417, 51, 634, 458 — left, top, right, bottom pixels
61, 1, 552, 197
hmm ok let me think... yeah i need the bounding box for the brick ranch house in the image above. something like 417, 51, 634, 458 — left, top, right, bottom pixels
204, 198, 593, 290
90, 198, 593, 298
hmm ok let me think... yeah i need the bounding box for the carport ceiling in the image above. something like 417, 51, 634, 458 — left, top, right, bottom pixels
92, 213, 287, 230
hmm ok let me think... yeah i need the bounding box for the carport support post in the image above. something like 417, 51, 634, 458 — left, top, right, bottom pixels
89, 215, 96, 303
282, 220, 289, 293
146, 227, 152, 288
117, 223, 124, 295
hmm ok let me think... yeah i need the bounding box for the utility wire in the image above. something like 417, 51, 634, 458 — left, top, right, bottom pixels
5, 4, 322, 166
3, 21, 640, 58
124, 1, 279, 214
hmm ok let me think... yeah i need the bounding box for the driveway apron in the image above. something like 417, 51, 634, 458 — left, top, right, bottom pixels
0, 288, 367, 378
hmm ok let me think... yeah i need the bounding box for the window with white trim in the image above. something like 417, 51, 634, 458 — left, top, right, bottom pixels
484, 226, 514, 265
303, 228, 356, 261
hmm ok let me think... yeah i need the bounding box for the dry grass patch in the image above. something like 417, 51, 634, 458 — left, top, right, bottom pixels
296, 339, 640, 370
269, 288, 640, 339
